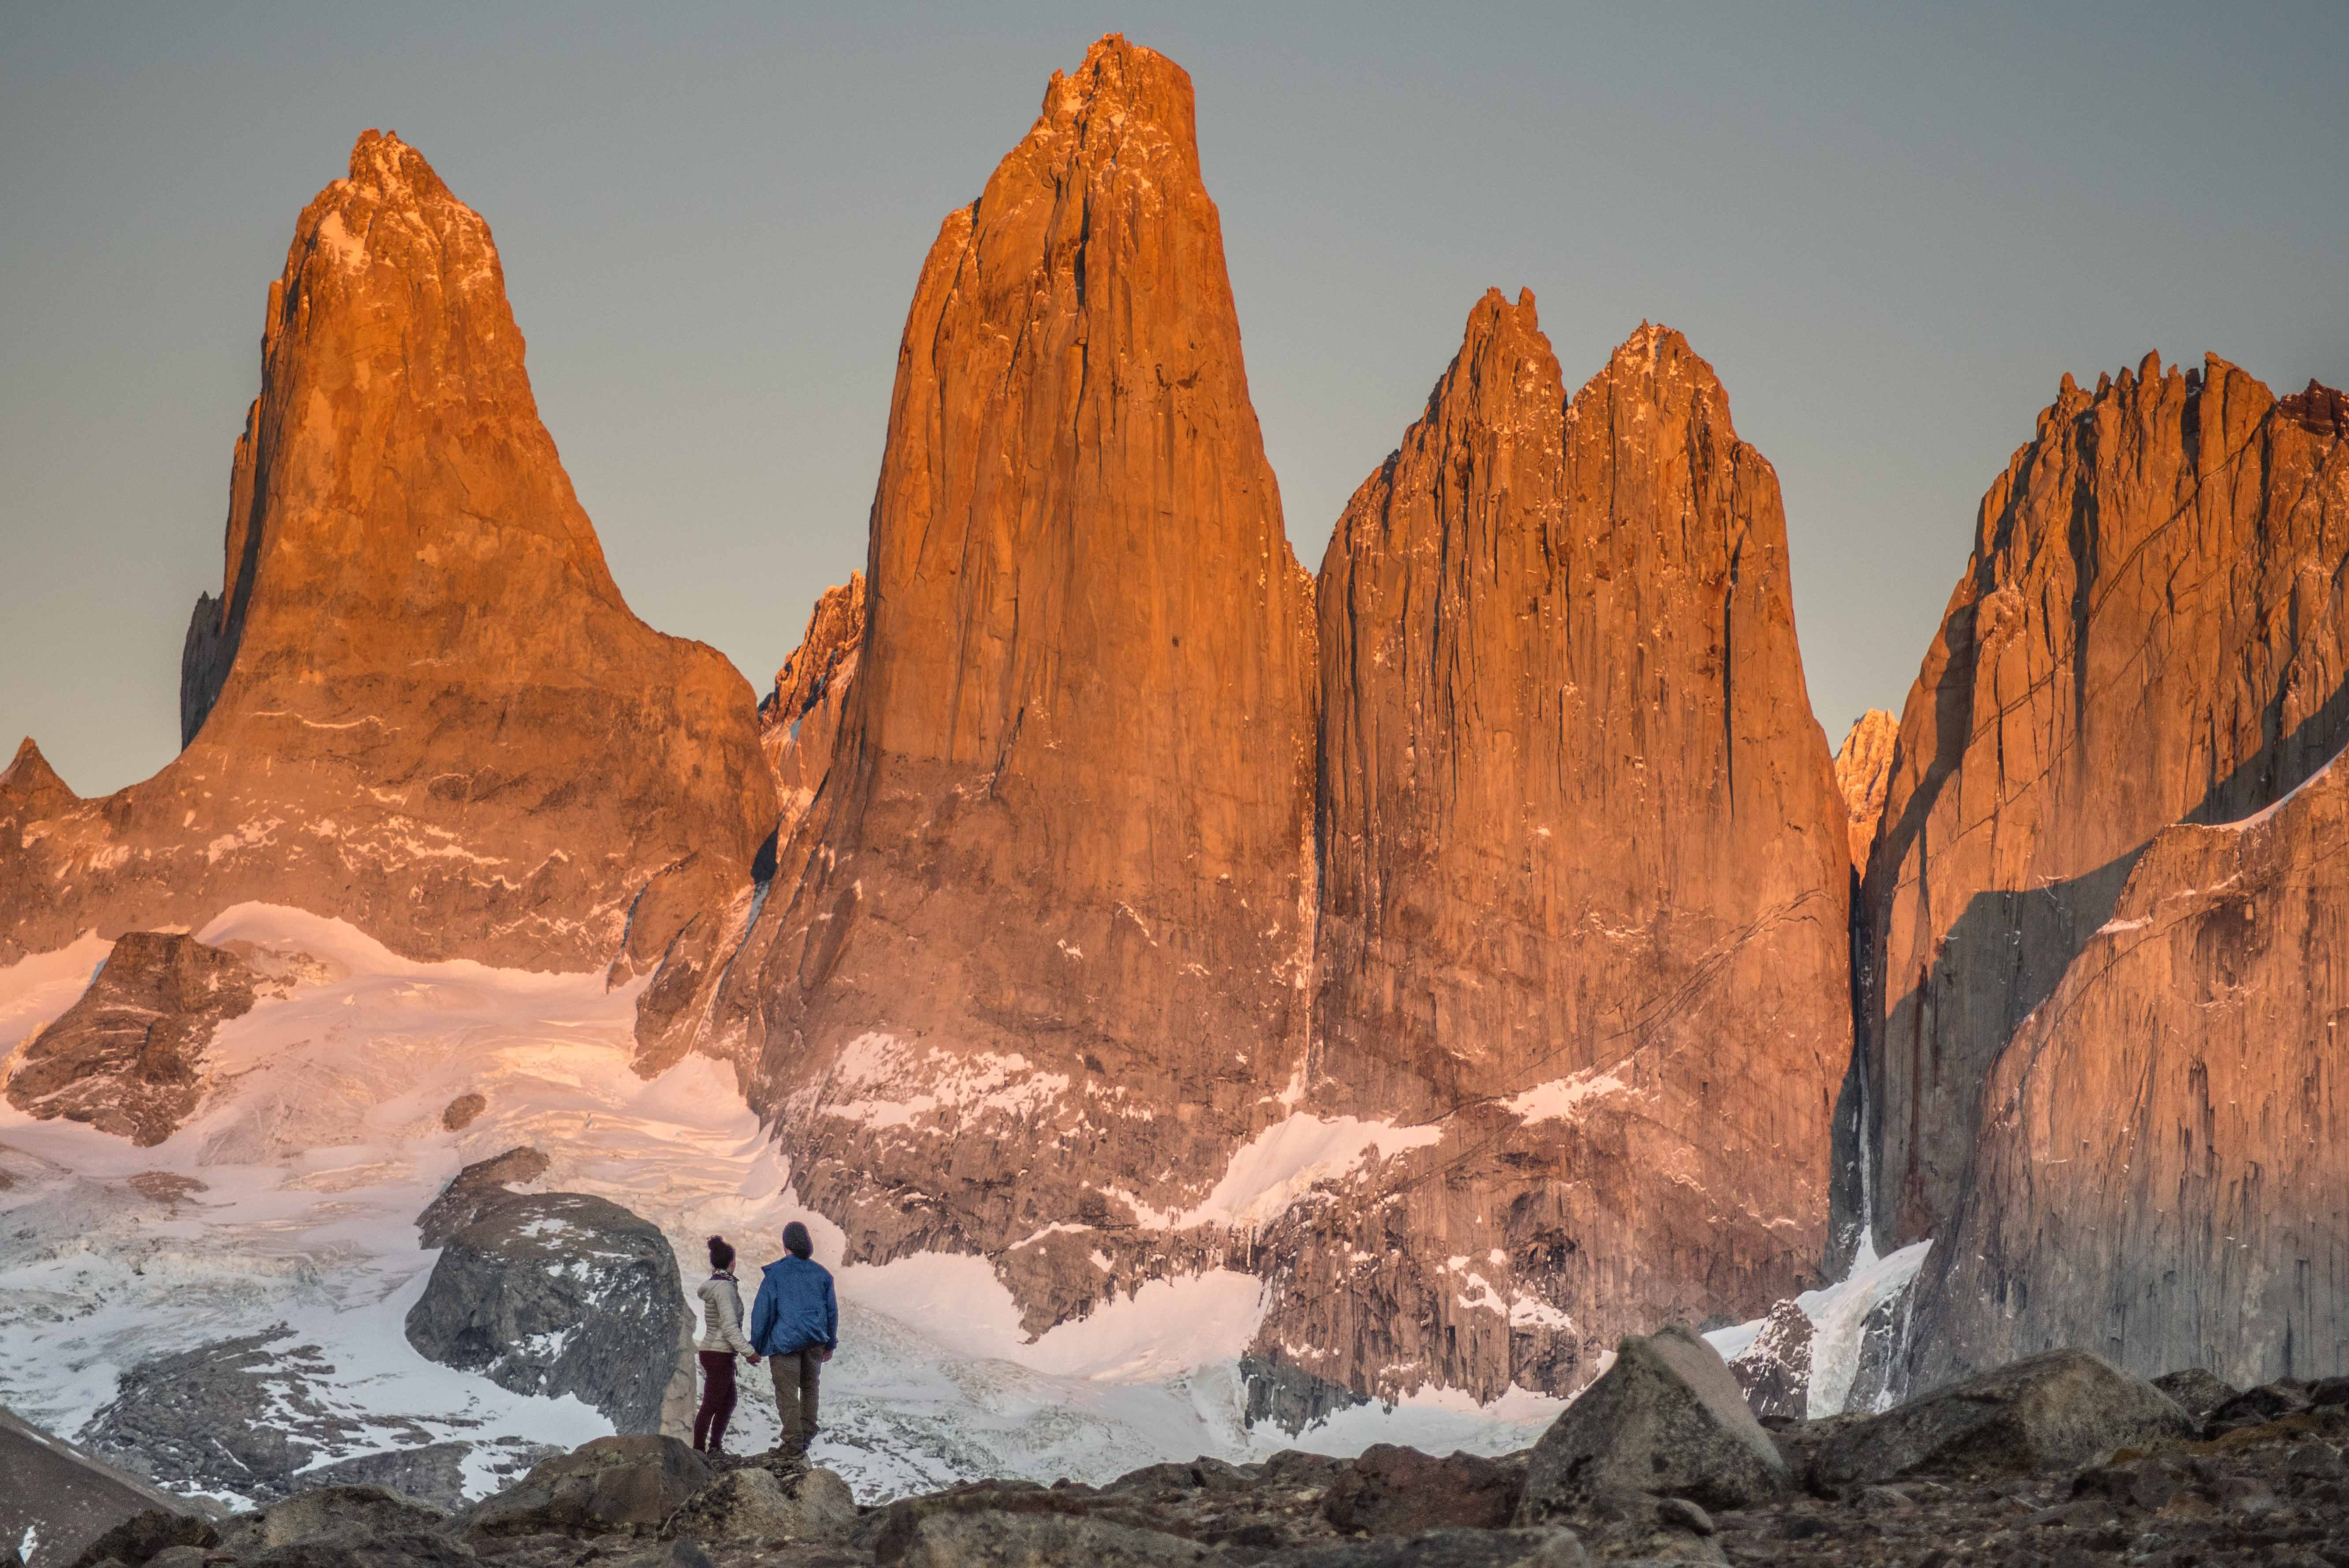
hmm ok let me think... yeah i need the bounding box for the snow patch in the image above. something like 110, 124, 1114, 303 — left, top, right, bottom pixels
1502, 1065, 1633, 1124
1169, 1114, 1440, 1231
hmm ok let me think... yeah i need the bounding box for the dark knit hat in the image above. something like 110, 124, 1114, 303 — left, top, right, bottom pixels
783, 1220, 814, 1259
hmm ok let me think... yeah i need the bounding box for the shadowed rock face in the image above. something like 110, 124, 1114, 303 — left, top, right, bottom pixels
1250, 294, 1849, 1403
696, 36, 1319, 1306
1846, 357, 2349, 1263
5, 932, 257, 1146
1833, 710, 1898, 872
0, 131, 773, 978
1909, 747, 2349, 1390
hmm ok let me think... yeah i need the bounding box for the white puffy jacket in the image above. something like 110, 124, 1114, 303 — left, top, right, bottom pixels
696, 1272, 757, 1357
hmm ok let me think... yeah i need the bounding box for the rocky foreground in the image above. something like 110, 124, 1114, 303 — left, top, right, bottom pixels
20, 1329, 2349, 1568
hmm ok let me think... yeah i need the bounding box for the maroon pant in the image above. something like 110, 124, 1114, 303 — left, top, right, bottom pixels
693, 1351, 738, 1453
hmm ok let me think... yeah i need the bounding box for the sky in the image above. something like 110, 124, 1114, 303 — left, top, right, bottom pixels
4, 1, 2345, 797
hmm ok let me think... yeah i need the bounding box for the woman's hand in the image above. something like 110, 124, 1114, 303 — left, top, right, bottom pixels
747, 1355, 761, 1366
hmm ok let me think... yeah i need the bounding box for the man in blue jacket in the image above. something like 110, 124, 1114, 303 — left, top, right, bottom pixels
748, 1220, 838, 1452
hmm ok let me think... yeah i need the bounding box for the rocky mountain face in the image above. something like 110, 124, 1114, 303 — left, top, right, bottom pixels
1908, 738, 2349, 1390
1844, 357, 2349, 1267
1832, 709, 1898, 872
5, 932, 259, 1145
758, 573, 867, 840
1247, 294, 1851, 1405
0, 131, 773, 986
685, 36, 1320, 1319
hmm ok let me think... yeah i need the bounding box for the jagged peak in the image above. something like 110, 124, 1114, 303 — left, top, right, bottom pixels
1565, 320, 1735, 437
0, 736, 74, 804
762, 574, 869, 731
1025, 34, 1198, 168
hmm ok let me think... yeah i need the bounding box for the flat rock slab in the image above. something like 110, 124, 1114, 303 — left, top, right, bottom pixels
465, 1437, 712, 1539
1809, 1348, 2194, 1487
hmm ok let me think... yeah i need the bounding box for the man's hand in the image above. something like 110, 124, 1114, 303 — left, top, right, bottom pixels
819, 1347, 833, 1363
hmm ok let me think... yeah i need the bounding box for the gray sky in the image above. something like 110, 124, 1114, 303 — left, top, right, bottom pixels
5, 1, 2344, 797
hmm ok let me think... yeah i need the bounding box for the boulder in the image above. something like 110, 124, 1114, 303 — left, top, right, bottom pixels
1809, 1349, 2194, 1487
244, 1532, 476, 1568
878, 1509, 1218, 1568
63, 1511, 216, 1568
1321, 1446, 1521, 1534
413, 1149, 549, 1248
2154, 1369, 2243, 1424
1519, 1325, 1788, 1520
1277, 1528, 1589, 1568
0, 1407, 198, 1568
440, 1095, 486, 1133
404, 1193, 684, 1432
80, 1330, 388, 1502
246, 1487, 448, 1549
464, 1438, 712, 1538
659, 1467, 854, 1545
296, 1445, 479, 1513
1726, 1303, 1814, 1422
1104, 1459, 1254, 1498
4, 932, 257, 1145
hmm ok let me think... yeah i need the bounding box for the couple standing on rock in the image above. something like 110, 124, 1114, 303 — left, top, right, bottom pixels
692, 1221, 838, 1457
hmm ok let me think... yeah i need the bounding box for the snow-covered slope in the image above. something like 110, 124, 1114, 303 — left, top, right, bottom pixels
0, 907, 1558, 1508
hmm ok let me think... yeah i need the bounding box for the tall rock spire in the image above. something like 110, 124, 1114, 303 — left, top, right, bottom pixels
1252, 295, 1852, 1404
0, 132, 774, 982
705, 37, 1319, 1304
1847, 358, 2349, 1266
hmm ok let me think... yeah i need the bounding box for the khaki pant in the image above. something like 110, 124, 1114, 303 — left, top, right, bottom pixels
769, 1348, 822, 1443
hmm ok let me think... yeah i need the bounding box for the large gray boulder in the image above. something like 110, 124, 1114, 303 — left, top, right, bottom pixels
462, 1437, 711, 1539
1809, 1348, 2195, 1487
414, 1149, 548, 1248
1519, 1324, 1787, 1520
404, 1193, 684, 1433
659, 1467, 854, 1545
0, 1407, 199, 1568
1320, 1446, 1523, 1534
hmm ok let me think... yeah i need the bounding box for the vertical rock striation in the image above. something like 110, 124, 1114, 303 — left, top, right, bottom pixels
702, 36, 1319, 1314
1908, 743, 2349, 1389
1849, 358, 2349, 1265
0, 132, 773, 978
1250, 294, 1851, 1405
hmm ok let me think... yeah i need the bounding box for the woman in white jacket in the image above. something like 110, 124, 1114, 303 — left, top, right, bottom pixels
693, 1235, 761, 1454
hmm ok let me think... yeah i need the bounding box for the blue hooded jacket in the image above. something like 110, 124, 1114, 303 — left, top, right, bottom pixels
748, 1254, 838, 1356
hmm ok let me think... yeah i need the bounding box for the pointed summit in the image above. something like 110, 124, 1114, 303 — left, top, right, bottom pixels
693, 34, 1318, 1318
2, 134, 773, 984
1282, 298, 1852, 1404
0, 737, 73, 810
